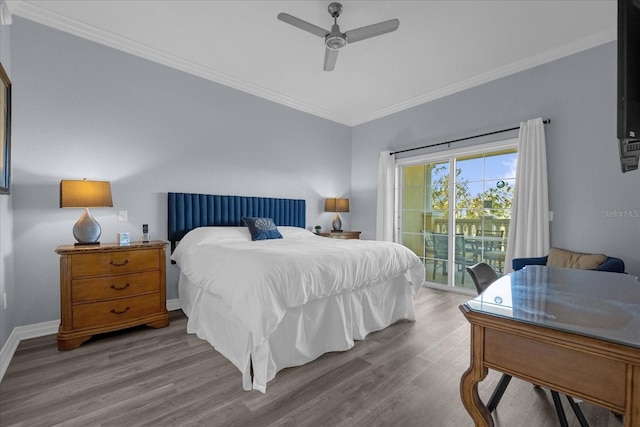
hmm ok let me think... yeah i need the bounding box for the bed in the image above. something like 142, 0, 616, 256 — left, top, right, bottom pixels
168, 192, 425, 392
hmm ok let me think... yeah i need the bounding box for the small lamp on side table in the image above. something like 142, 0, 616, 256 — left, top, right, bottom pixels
60, 179, 113, 246
325, 197, 349, 231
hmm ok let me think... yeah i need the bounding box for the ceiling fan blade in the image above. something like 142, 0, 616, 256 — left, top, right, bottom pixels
345, 19, 399, 44
324, 47, 339, 71
277, 13, 329, 38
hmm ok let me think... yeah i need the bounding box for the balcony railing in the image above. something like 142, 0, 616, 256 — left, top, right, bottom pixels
431, 217, 510, 238
402, 216, 511, 284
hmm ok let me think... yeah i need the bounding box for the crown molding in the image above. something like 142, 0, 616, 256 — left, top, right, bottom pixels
6, 1, 616, 128
350, 28, 616, 126
1, 0, 12, 25
6, 0, 352, 126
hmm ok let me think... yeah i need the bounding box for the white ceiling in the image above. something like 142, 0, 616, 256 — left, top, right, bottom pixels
5, 0, 617, 126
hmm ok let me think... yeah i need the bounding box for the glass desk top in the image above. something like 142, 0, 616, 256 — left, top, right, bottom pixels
465, 266, 640, 349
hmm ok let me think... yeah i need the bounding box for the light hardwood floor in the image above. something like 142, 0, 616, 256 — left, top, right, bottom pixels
0, 288, 623, 427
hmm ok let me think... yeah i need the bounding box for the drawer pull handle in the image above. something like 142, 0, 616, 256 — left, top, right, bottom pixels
110, 307, 130, 315
110, 260, 129, 267
110, 283, 130, 291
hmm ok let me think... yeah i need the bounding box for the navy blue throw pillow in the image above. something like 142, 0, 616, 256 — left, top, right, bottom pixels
242, 217, 283, 241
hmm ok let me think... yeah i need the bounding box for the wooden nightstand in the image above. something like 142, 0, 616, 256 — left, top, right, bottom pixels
55, 241, 169, 350
317, 231, 361, 240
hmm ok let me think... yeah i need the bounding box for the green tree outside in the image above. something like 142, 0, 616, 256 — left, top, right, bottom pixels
430, 165, 513, 219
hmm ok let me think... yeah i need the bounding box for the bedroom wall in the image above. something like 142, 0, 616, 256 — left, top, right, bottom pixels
351, 41, 640, 276
0, 18, 15, 352
6, 17, 352, 333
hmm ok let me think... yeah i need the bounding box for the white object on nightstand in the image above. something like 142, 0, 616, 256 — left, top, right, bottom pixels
117, 232, 130, 246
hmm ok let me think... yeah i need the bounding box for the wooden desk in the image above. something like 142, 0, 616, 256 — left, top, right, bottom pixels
459, 266, 640, 426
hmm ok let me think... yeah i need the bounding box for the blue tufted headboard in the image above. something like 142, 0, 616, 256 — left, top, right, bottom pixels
168, 192, 306, 249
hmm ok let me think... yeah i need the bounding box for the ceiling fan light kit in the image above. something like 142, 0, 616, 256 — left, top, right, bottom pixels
277, 2, 399, 71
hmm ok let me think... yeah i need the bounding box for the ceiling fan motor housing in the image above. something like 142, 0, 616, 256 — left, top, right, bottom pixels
326, 24, 346, 49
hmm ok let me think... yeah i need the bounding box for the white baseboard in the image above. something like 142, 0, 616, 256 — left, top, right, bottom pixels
0, 298, 182, 382
166, 298, 182, 312
0, 319, 58, 382
0, 328, 20, 383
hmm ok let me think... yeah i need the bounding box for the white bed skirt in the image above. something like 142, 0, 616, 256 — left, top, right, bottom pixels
179, 273, 416, 392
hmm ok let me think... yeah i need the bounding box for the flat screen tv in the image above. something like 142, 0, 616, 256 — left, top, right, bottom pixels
617, 0, 640, 172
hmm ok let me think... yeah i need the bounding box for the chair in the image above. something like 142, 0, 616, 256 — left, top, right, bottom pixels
476, 229, 504, 250
431, 233, 472, 284
465, 261, 498, 294
423, 231, 435, 259
476, 230, 506, 272
465, 262, 589, 427
512, 255, 625, 273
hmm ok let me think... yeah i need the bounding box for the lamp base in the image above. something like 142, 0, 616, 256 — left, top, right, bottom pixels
74, 241, 101, 247
73, 207, 102, 245
332, 213, 343, 232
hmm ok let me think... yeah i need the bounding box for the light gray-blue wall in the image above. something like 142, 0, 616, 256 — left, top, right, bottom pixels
7, 17, 351, 333
351, 41, 639, 276
0, 17, 15, 353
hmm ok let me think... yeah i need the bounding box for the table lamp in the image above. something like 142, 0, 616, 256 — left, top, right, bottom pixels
60, 179, 113, 245
325, 197, 349, 231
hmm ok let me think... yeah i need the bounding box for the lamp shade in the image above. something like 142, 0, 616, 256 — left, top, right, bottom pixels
324, 198, 349, 213
60, 180, 113, 208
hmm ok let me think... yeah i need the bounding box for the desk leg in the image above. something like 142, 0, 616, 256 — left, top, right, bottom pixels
460, 323, 494, 427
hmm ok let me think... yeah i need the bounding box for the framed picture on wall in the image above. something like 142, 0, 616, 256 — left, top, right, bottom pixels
0, 62, 10, 195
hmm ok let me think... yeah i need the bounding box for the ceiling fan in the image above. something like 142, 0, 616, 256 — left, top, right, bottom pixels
277, 2, 400, 71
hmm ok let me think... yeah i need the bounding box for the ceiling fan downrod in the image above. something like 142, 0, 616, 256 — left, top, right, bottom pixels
326, 3, 346, 50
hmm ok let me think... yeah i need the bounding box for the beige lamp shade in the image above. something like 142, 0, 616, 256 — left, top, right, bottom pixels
60, 180, 113, 208
60, 179, 113, 245
324, 198, 349, 213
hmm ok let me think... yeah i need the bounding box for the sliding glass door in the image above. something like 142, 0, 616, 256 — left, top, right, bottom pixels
398, 140, 517, 291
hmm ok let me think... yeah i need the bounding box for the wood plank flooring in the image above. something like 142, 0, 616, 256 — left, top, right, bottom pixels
0, 288, 623, 427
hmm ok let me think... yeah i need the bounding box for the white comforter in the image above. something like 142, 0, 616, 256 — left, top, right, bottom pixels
172, 227, 425, 348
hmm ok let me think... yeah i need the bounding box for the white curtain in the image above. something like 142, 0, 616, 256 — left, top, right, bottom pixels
376, 150, 396, 241
504, 118, 550, 273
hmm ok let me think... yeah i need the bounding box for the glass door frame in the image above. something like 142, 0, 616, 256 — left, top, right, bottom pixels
395, 138, 518, 294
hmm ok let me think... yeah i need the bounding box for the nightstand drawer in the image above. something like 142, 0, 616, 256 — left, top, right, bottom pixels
72, 271, 161, 303
72, 293, 161, 329
71, 250, 160, 277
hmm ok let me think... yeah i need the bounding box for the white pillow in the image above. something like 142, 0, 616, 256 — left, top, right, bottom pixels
188, 226, 252, 245
171, 227, 251, 267
278, 226, 316, 239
